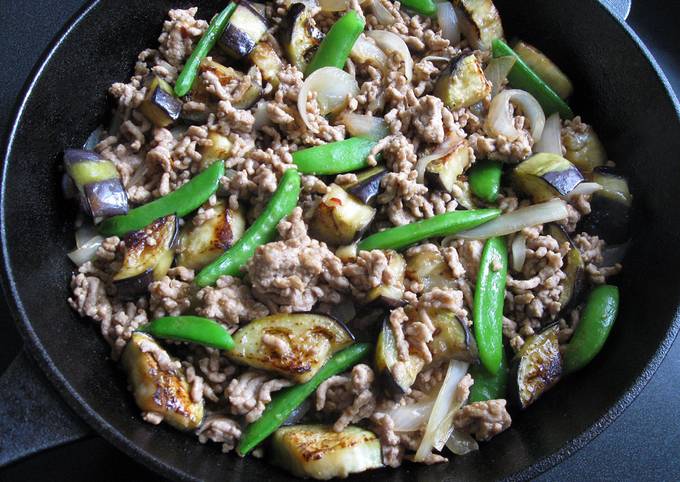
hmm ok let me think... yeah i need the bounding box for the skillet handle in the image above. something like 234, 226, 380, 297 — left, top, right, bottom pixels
600, 0, 632, 21
0, 350, 90, 466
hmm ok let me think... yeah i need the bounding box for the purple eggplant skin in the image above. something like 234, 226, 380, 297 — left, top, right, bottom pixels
149, 87, 182, 123
83, 178, 129, 218
542, 167, 583, 196
63, 148, 100, 166
347, 168, 388, 205
62, 173, 78, 200
218, 1, 268, 59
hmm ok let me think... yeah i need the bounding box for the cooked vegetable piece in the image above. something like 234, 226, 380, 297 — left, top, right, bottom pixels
305, 10, 365, 76
279, 3, 324, 73
363, 251, 406, 307
492, 38, 574, 119
346, 166, 387, 205
473, 236, 507, 374
195, 169, 301, 286
249, 41, 284, 88
237, 343, 371, 455
563, 123, 607, 172
406, 248, 457, 292
429, 309, 479, 363
293, 137, 377, 175
310, 184, 376, 246
399, 0, 437, 16
174, 2, 238, 97
139, 316, 234, 350
270, 425, 383, 479
218, 0, 268, 58
99, 161, 224, 237
469, 159, 502, 203
589, 166, 632, 205
453, 0, 504, 50
563, 284, 619, 375
510, 324, 562, 409
199, 131, 232, 170
546, 224, 585, 311
375, 318, 426, 394
435, 54, 491, 110
514, 41, 574, 99
469, 347, 508, 402
425, 140, 473, 192
228, 313, 354, 383
82, 180, 129, 219
177, 202, 246, 270
357, 208, 501, 251
139, 76, 182, 127
512, 153, 584, 202
197, 59, 262, 109
121, 333, 204, 431
577, 167, 632, 244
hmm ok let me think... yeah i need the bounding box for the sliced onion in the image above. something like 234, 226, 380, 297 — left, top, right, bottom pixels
75, 224, 99, 249
342, 113, 389, 139
83, 126, 103, 151
437, 2, 460, 44
298, 67, 358, 132
414, 360, 469, 461
415, 132, 463, 183
446, 430, 479, 455
389, 399, 435, 432
351, 34, 389, 71
253, 99, 270, 130
370, 0, 396, 25
485, 89, 545, 142
534, 112, 563, 155
421, 55, 451, 63
456, 200, 569, 240
366, 30, 413, 82
511, 233, 527, 272
484, 56, 516, 98
68, 235, 104, 266
562, 182, 603, 199
284, 0, 319, 7
319, 0, 350, 10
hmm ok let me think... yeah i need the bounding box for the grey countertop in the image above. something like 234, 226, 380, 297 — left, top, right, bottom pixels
1, 1, 678, 480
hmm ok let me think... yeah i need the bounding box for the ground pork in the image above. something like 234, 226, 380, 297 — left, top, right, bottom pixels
226, 370, 293, 423
453, 399, 512, 441
315, 364, 377, 432
573, 232, 623, 284
196, 415, 242, 453
148, 267, 195, 318
185, 347, 237, 403
343, 250, 404, 300
158, 8, 208, 68
196, 275, 269, 327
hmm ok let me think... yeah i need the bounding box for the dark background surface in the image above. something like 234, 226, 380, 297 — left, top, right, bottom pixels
0, 1, 678, 481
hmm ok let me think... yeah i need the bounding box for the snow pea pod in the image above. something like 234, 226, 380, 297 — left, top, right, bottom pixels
563, 284, 619, 375
237, 343, 372, 456
195, 169, 301, 287
468, 346, 508, 402
357, 208, 501, 252
399, 0, 437, 16
174, 2, 238, 97
469, 160, 503, 203
293, 137, 377, 175
139, 316, 234, 351
304, 10, 365, 76
98, 161, 224, 237
473, 236, 508, 374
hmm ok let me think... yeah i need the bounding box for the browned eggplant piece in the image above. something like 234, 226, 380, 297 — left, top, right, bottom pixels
249, 41, 284, 88
279, 3, 324, 72
63, 149, 129, 219
139, 77, 182, 127
177, 202, 246, 270
425, 141, 474, 192
546, 224, 585, 312
429, 310, 479, 363
405, 248, 456, 292
121, 333, 204, 431
363, 251, 406, 307
199, 131, 233, 170
196, 58, 263, 109
218, 0, 268, 58
512, 153, 584, 202
310, 184, 376, 246
113, 215, 178, 299
434, 54, 491, 110
562, 122, 607, 172
513, 41, 573, 99
375, 318, 425, 395
346, 166, 388, 205
510, 324, 562, 409
452, 0, 504, 50
577, 167, 632, 244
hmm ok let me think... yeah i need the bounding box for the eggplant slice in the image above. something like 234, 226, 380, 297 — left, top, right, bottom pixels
546, 224, 585, 312
279, 3, 324, 73
562, 122, 608, 172
512, 153, 583, 202
452, 0, 504, 50
346, 166, 387, 205
197, 58, 263, 109
375, 318, 425, 395
425, 140, 474, 192
249, 41, 284, 88
435, 54, 492, 110
139, 76, 182, 127
363, 251, 406, 307
429, 309, 479, 363
577, 167, 632, 244
218, 0, 269, 58
514, 41, 574, 99
200, 131, 233, 170
310, 184, 376, 246
406, 248, 457, 292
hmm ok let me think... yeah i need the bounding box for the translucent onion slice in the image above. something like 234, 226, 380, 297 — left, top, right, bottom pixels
298, 67, 359, 132
437, 2, 460, 44
253, 99, 270, 130
370, 0, 396, 25
75, 224, 99, 249
83, 126, 103, 151
415, 132, 463, 183
421, 55, 451, 63
389, 399, 435, 432
366, 30, 413, 82
534, 112, 562, 155
455, 200, 569, 240
562, 181, 603, 199
351, 34, 389, 71
445, 430, 479, 455
511, 232, 527, 272
484, 56, 516, 98
485, 89, 546, 142
342, 113, 389, 139
414, 360, 469, 461
319, 0, 350, 10
68, 235, 104, 266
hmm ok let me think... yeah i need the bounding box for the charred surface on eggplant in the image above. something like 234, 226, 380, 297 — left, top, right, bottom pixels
197, 58, 262, 110
430, 310, 479, 363
406, 249, 456, 291
139, 77, 182, 127
425, 141, 473, 192
249, 41, 284, 88
435, 54, 491, 110
577, 167, 632, 244
310, 184, 376, 246
346, 167, 387, 205
83, 178, 129, 218
546, 224, 585, 312
375, 319, 425, 395
513, 153, 583, 202
510, 324, 562, 409
219, 0, 268, 58
279, 3, 324, 72
452, 0, 504, 50
363, 251, 406, 308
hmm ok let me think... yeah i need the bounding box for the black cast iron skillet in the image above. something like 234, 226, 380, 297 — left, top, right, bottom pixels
1, 0, 679, 480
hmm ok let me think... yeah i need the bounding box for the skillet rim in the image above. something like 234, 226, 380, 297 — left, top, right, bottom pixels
1, 1, 679, 480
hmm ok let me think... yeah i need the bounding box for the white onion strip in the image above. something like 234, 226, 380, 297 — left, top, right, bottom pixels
484, 56, 516, 98
298, 67, 358, 132
437, 2, 460, 44
366, 30, 413, 82
455, 200, 569, 240
485, 89, 546, 142
342, 113, 389, 139
415, 132, 463, 183
562, 182, 603, 199
319, 0, 350, 11
351, 34, 389, 71
370, 0, 396, 25
511, 233, 527, 272
534, 112, 562, 155
446, 430, 479, 455
388, 399, 434, 432
68, 235, 104, 266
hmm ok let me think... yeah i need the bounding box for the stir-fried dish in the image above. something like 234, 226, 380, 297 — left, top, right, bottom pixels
65, 0, 629, 478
